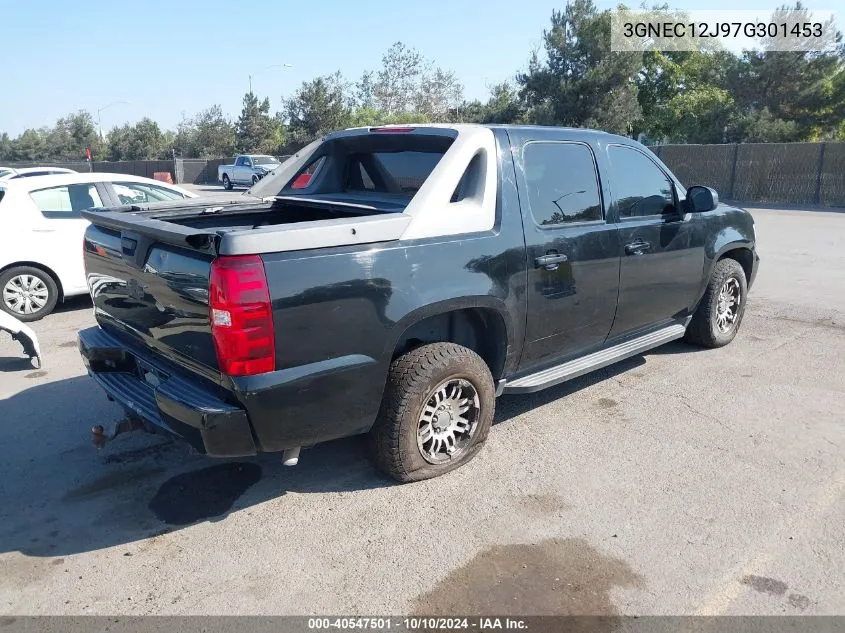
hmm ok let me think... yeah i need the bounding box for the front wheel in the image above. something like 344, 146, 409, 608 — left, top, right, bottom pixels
685, 258, 748, 348
251, 175, 259, 186
222, 174, 232, 190
369, 342, 495, 482
0, 266, 59, 321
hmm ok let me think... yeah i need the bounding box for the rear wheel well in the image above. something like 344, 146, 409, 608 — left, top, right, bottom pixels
0, 262, 64, 301
393, 308, 508, 380
718, 248, 753, 284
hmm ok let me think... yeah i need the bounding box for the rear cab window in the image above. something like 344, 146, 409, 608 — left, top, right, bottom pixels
263, 130, 456, 208
346, 151, 444, 195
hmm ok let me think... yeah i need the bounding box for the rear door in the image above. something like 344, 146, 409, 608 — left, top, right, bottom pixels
604, 144, 705, 338
511, 130, 621, 371
27, 182, 107, 293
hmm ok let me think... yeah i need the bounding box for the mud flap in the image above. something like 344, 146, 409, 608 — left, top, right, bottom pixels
0, 311, 42, 368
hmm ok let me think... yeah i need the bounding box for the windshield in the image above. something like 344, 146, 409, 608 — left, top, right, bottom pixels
253, 156, 280, 166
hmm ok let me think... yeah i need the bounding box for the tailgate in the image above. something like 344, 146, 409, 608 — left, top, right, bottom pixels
83, 220, 220, 376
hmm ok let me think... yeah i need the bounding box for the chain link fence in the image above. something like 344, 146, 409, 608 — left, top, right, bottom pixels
6, 144, 844, 206
654, 142, 844, 207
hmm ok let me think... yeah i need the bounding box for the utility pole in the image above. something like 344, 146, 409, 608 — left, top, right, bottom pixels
249, 63, 292, 94
96, 100, 130, 139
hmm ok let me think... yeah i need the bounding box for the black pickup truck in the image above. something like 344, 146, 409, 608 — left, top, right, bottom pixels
79, 124, 759, 482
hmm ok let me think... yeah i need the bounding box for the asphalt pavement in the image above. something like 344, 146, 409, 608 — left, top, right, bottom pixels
0, 205, 843, 616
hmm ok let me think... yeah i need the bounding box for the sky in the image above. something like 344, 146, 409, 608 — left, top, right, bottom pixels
0, 0, 820, 136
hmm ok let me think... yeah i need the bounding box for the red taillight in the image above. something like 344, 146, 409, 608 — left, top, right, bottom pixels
291, 173, 311, 189
209, 255, 275, 376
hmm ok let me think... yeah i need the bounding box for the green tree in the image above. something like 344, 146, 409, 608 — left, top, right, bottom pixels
283, 73, 351, 148
372, 42, 425, 115
414, 68, 464, 122
11, 128, 49, 161
106, 118, 168, 160
727, 3, 844, 140
176, 105, 237, 158
0, 133, 13, 161
46, 110, 103, 160
236, 92, 277, 154
637, 50, 742, 142
460, 82, 524, 124
518, 0, 643, 134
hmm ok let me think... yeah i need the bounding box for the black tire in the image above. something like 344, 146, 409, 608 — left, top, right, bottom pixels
0, 266, 60, 322
685, 258, 748, 348
222, 174, 232, 190
369, 342, 495, 482
251, 175, 259, 186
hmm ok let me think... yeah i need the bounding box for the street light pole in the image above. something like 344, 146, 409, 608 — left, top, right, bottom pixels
96, 100, 130, 139
248, 63, 292, 94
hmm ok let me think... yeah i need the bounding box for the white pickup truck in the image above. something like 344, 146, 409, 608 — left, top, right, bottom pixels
217, 154, 281, 190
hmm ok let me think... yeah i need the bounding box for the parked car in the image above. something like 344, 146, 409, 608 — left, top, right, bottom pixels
217, 155, 280, 189
79, 124, 759, 482
0, 311, 42, 368
0, 173, 196, 320
0, 166, 77, 181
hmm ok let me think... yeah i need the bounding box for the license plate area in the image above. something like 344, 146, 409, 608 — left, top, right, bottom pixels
136, 359, 169, 388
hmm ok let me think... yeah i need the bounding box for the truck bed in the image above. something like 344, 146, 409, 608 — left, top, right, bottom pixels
81, 195, 413, 257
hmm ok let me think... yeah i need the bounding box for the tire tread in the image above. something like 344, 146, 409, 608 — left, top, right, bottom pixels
370, 342, 494, 482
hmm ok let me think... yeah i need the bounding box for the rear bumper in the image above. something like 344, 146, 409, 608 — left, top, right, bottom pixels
78, 326, 257, 457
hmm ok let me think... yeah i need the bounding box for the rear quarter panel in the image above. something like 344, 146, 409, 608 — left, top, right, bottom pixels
240, 137, 528, 451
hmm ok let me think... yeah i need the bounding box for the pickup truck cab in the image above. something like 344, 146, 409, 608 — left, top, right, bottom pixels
79, 124, 759, 482
218, 154, 280, 190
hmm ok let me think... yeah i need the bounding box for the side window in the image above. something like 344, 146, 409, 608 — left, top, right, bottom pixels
30, 184, 102, 218
243, 157, 252, 167
522, 142, 603, 226
112, 182, 184, 204
235, 157, 245, 166
451, 154, 484, 203
607, 145, 675, 218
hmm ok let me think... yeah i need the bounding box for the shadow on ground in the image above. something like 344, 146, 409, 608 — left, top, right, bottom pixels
53, 294, 92, 316
0, 343, 684, 558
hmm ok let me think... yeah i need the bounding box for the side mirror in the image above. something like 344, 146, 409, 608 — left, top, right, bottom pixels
685, 185, 719, 213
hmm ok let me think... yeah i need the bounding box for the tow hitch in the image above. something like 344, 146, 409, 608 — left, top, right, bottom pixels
91, 418, 148, 449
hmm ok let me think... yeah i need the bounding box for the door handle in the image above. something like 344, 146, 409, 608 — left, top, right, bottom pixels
32, 228, 57, 233
535, 252, 568, 270
624, 240, 652, 256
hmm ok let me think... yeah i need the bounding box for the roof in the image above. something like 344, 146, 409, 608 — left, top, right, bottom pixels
0, 172, 193, 194
333, 122, 635, 145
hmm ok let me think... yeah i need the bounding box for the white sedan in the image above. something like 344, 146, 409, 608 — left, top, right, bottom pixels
0, 173, 196, 320
0, 166, 78, 181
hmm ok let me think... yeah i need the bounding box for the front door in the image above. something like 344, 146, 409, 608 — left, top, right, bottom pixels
234, 156, 252, 183
513, 135, 621, 372
604, 144, 705, 338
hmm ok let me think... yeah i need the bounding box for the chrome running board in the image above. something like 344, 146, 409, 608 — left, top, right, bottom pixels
504, 323, 687, 394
